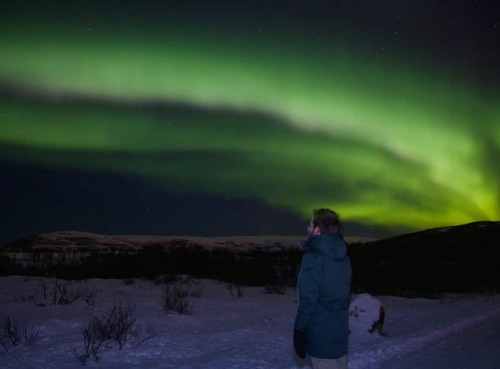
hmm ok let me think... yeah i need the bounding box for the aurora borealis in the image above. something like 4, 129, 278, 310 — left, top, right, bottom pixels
1, 1, 498, 243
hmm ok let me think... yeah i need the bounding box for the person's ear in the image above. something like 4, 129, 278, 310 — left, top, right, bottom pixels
313, 226, 321, 235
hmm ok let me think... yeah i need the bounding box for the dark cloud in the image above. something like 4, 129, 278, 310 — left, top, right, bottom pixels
0, 161, 306, 245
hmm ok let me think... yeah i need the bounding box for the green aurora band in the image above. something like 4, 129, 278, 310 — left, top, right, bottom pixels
0, 4, 498, 234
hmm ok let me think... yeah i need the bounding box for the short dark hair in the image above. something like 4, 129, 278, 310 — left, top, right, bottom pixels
312, 208, 341, 233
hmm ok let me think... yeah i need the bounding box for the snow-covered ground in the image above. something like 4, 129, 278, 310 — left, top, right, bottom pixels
0, 276, 499, 369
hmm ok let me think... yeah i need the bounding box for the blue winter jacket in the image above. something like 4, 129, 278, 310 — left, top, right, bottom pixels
294, 232, 352, 359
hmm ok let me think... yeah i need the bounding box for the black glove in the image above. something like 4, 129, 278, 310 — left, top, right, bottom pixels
293, 329, 307, 359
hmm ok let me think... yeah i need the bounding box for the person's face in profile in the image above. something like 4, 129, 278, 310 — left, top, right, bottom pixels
307, 221, 320, 236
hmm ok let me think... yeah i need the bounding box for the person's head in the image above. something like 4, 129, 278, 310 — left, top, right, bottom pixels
308, 208, 341, 235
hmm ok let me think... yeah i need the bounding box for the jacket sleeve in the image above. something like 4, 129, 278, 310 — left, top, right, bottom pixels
294, 250, 322, 332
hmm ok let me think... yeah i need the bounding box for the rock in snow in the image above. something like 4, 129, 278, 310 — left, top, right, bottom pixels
349, 293, 385, 335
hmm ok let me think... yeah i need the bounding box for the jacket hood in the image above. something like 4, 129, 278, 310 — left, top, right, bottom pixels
301, 232, 347, 261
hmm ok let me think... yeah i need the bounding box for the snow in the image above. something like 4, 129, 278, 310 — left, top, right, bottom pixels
1, 276, 499, 369
349, 293, 384, 335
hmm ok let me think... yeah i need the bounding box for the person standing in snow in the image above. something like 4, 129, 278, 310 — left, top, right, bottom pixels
294, 208, 352, 369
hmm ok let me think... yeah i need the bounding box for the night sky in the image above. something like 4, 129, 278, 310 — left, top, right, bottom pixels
1, 1, 498, 245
